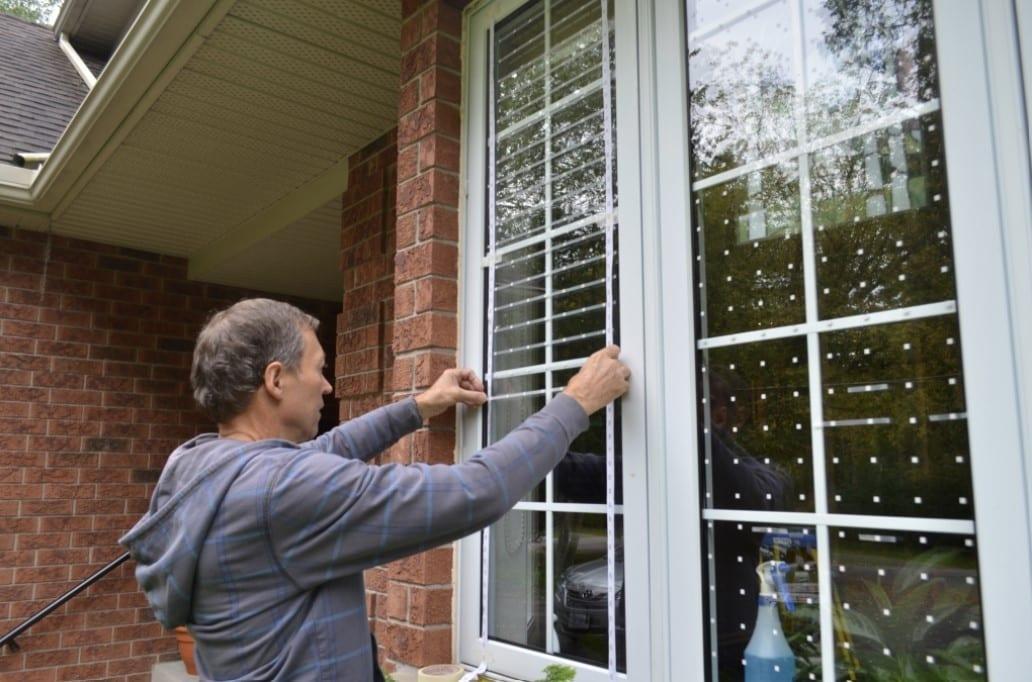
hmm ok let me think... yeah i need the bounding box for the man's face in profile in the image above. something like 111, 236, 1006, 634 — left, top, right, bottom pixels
277, 328, 332, 442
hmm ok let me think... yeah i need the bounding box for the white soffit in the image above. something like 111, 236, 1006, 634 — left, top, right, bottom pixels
199, 197, 344, 301
51, 0, 400, 300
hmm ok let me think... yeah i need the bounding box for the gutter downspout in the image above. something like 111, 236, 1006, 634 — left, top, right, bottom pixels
14, 152, 51, 169
58, 32, 97, 90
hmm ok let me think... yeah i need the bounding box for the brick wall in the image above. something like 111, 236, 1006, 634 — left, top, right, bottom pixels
337, 130, 399, 424
0, 226, 339, 682
334, 1, 466, 673
389, 0, 464, 672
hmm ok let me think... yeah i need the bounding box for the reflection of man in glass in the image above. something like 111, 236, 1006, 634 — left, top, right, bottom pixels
708, 369, 793, 679
708, 369, 791, 509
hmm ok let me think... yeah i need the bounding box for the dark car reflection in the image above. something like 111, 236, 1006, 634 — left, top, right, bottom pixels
553, 546, 625, 670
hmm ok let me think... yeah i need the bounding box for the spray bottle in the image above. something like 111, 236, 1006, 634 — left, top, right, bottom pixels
744, 561, 796, 682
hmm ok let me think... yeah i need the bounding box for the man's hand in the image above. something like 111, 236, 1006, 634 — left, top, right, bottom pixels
415, 368, 488, 420
563, 345, 630, 416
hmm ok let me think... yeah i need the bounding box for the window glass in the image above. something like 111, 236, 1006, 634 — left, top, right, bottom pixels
483, 0, 623, 670
687, 1, 987, 679
829, 529, 985, 680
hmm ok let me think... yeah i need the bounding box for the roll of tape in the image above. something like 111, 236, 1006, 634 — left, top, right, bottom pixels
417, 664, 465, 682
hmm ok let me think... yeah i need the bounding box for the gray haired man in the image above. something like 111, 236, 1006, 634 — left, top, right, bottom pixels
120, 298, 629, 681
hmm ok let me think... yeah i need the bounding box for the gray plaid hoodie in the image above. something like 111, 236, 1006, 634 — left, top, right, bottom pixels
119, 395, 588, 681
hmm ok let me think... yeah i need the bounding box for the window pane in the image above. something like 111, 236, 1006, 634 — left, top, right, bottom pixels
822, 316, 972, 517
811, 112, 954, 319
688, 0, 797, 180
803, 0, 939, 139
701, 338, 811, 512
706, 522, 822, 680
554, 367, 622, 505
554, 513, 625, 672
686, 1, 988, 680
489, 510, 547, 651
830, 529, 986, 680
492, 374, 548, 502
696, 161, 804, 337
484, 0, 620, 670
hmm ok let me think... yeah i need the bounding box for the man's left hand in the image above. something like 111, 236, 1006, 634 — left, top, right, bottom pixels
414, 368, 487, 420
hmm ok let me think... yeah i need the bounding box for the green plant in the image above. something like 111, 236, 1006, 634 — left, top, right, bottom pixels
536, 663, 576, 682
835, 547, 985, 681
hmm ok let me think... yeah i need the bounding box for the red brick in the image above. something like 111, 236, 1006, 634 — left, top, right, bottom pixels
56, 662, 108, 680
414, 277, 458, 313
418, 134, 460, 173
24, 649, 77, 669
389, 546, 454, 584
398, 145, 419, 182
393, 313, 457, 353
398, 101, 460, 147
409, 586, 452, 625
385, 622, 451, 668
395, 242, 458, 283
419, 68, 461, 107
386, 581, 408, 620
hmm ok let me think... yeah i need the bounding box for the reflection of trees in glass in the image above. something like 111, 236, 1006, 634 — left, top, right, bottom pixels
811, 112, 953, 319
688, 5, 797, 179
822, 316, 973, 519
831, 532, 986, 681
697, 163, 804, 337
808, 0, 938, 137
493, 0, 613, 246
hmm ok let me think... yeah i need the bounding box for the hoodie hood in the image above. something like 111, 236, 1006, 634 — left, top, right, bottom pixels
119, 434, 286, 628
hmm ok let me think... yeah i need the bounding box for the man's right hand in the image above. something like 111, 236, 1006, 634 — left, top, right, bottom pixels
563, 345, 630, 416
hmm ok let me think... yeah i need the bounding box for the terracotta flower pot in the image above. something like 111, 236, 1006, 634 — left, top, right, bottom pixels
173, 626, 198, 676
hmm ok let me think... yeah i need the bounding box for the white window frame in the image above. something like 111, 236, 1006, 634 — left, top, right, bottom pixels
650, 0, 1032, 679
457, 0, 654, 680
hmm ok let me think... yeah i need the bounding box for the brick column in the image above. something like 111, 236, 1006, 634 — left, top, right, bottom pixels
337, 131, 399, 423
381, 0, 464, 672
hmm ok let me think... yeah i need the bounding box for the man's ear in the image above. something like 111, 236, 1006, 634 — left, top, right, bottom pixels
263, 361, 286, 401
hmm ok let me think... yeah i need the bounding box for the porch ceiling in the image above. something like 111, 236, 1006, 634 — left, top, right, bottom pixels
49, 0, 401, 301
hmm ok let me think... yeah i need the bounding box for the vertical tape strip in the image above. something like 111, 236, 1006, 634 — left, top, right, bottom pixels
598, 0, 618, 678
481, 16, 498, 661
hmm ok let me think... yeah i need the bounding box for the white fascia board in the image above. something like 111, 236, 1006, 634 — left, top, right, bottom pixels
187, 157, 349, 280
52, 0, 88, 39
0, 164, 38, 189
31, 0, 236, 215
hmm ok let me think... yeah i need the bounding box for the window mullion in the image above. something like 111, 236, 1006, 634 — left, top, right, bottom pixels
787, 0, 835, 678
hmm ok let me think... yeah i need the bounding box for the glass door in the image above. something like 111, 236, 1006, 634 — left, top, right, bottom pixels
459, 0, 649, 679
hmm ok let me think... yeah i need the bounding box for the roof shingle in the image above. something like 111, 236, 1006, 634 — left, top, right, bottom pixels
0, 13, 107, 166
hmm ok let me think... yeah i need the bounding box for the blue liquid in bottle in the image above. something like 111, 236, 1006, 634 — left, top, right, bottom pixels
744, 597, 795, 681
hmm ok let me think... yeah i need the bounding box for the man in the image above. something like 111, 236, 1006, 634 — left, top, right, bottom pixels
120, 298, 629, 681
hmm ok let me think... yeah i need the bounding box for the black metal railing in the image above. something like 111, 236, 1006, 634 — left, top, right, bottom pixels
0, 551, 131, 654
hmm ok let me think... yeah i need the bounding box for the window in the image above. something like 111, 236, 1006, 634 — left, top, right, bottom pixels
685, 0, 986, 679
460, 0, 641, 680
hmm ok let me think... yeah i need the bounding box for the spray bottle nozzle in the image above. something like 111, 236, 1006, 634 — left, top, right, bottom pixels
756, 561, 795, 612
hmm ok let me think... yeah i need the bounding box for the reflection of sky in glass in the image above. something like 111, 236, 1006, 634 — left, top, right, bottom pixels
803, 0, 937, 137
687, 0, 738, 34
687, 0, 940, 178
688, 1, 796, 178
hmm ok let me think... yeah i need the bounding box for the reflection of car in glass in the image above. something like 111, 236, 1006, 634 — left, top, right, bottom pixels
553, 549, 625, 670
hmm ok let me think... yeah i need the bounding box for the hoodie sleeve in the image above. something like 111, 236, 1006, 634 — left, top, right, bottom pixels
298, 398, 423, 462
265, 394, 589, 590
